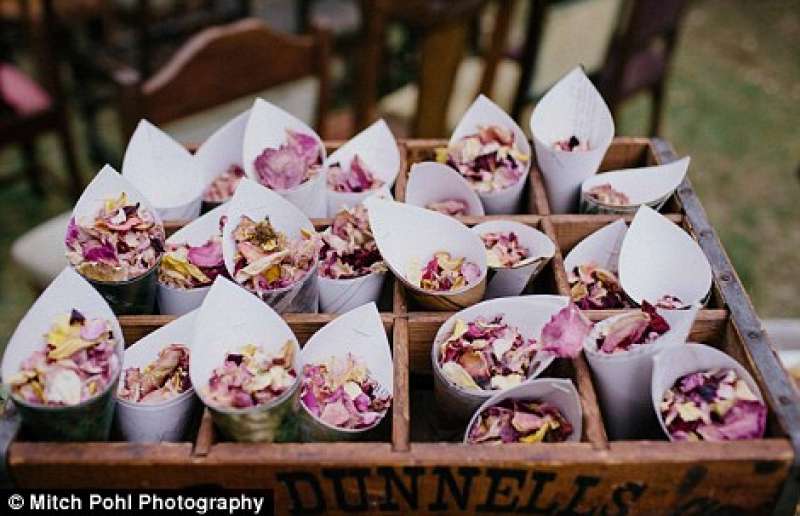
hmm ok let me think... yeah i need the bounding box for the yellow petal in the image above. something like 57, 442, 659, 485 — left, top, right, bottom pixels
441, 361, 480, 390
263, 264, 282, 283
105, 192, 128, 213
161, 253, 210, 283
434, 147, 449, 163
520, 420, 552, 443
49, 336, 95, 361
677, 402, 705, 422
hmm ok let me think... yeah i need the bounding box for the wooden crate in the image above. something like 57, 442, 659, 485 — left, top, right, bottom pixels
6, 138, 800, 515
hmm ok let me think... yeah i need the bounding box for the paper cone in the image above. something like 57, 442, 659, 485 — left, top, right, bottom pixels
530, 66, 615, 214
195, 108, 250, 211
296, 302, 393, 441
157, 203, 227, 316
318, 263, 386, 315
651, 343, 765, 442
71, 165, 164, 315
619, 205, 712, 308
324, 119, 400, 217
431, 295, 570, 425
471, 220, 556, 298
450, 94, 532, 214
115, 310, 199, 442
580, 157, 690, 214
464, 378, 582, 443
122, 119, 202, 222
222, 178, 319, 314
584, 305, 699, 440
405, 162, 485, 217
1, 267, 125, 441
190, 277, 302, 442
365, 198, 487, 310
563, 219, 627, 275
242, 98, 328, 218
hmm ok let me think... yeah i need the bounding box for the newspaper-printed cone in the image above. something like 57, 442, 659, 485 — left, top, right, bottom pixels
432, 295, 570, 425
563, 219, 627, 275
1, 268, 125, 441
584, 305, 699, 440
190, 277, 302, 442
157, 204, 227, 315
365, 198, 487, 310
296, 302, 393, 441
71, 165, 164, 315
195, 109, 249, 212
530, 67, 614, 214
405, 162, 485, 217
242, 98, 327, 218
471, 220, 556, 298
115, 310, 199, 442
450, 94, 532, 214
619, 205, 712, 308
652, 343, 765, 441
222, 179, 319, 313
324, 119, 399, 216
122, 119, 202, 222
464, 378, 582, 443
580, 157, 690, 214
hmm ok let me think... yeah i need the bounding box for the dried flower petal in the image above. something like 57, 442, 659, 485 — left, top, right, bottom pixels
467, 398, 573, 444
203, 164, 245, 203
587, 183, 630, 206
253, 129, 321, 191
540, 303, 592, 358
655, 295, 684, 310
426, 199, 469, 217
119, 344, 191, 403
318, 205, 386, 280
481, 231, 534, 268
568, 262, 633, 309
593, 302, 670, 354
327, 155, 385, 193
444, 124, 529, 193
159, 226, 227, 290
414, 252, 480, 292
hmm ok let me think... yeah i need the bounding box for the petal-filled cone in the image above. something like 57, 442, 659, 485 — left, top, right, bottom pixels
222, 178, 319, 313
405, 162, 485, 217
619, 205, 712, 308
584, 305, 699, 440
580, 157, 690, 214
471, 220, 556, 298
115, 310, 199, 442
530, 66, 615, 214
464, 378, 583, 443
122, 119, 202, 222
324, 119, 400, 216
431, 295, 570, 425
195, 108, 249, 197
242, 98, 327, 218
365, 198, 487, 310
190, 277, 301, 442
296, 302, 393, 441
158, 203, 227, 316
651, 343, 765, 442
1, 267, 125, 441
74, 164, 163, 227
450, 94, 532, 214
563, 219, 627, 275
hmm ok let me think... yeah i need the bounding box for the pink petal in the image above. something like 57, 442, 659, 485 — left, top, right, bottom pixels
541, 303, 593, 358
80, 318, 108, 341
188, 240, 223, 267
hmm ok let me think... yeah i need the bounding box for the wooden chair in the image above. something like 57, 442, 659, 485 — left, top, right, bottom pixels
114, 17, 331, 139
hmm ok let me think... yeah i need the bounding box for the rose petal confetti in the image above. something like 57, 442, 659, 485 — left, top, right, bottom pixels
203, 164, 245, 203
592, 301, 670, 354
540, 303, 593, 358
568, 262, 633, 309
118, 344, 191, 404
481, 231, 536, 268
318, 205, 386, 280
326, 155, 385, 193
159, 217, 227, 290
552, 135, 590, 152
412, 252, 480, 292
587, 183, 630, 206
467, 398, 573, 444
426, 199, 469, 217
253, 129, 322, 191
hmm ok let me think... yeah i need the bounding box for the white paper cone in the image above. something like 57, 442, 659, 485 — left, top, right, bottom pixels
530, 66, 615, 214
297, 302, 392, 441
115, 310, 199, 442
584, 305, 699, 440
190, 277, 302, 442
318, 270, 386, 314
157, 204, 227, 316
195, 108, 249, 202
122, 119, 203, 222
580, 157, 690, 214
471, 220, 556, 298
563, 218, 627, 275
431, 295, 570, 424
651, 343, 765, 442
242, 98, 327, 218
619, 205, 712, 308
365, 198, 487, 310
74, 164, 164, 228
324, 119, 400, 217
464, 378, 582, 443
222, 178, 319, 314
405, 162, 485, 217
450, 94, 532, 214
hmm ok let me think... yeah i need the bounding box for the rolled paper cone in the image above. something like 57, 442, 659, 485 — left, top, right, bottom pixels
619, 205, 712, 308
463, 378, 583, 443
563, 218, 627, 274
580, 157, 690, 214
242, 98, 328, 218
651, 343, 766, 442
195, 108, 250, 209
584, 305, 699, 440
296, 303, 393, 441
530, 66, 615, 214
190, 277, 302, 442
122, 119, 203, 222
115, 310, 199, 442
318, 271, 386, 314
1, 268, 125, 441
431, 295, 569, 426
449, 94, 532, 215
405, 162, 485, 217
324, 119, 400, 217
471, 220, 556, 299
